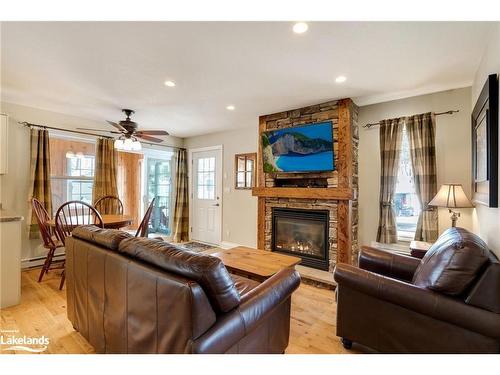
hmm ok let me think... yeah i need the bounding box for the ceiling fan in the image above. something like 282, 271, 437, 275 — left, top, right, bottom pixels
77, 109, 169, 151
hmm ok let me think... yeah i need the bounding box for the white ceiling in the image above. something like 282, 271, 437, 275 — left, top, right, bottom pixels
1, 22, 492, 138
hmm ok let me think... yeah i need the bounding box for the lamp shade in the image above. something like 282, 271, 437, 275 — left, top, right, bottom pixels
429, 184, 473, 208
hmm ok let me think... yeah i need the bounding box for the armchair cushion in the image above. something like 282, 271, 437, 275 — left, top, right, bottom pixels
412, 227, 490, 296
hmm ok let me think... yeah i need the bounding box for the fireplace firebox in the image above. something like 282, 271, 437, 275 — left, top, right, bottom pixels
271, 208, 329, 270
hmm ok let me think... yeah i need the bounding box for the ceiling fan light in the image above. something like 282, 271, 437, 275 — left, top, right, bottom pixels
131, 140, 142, 151
114, 139, 124, 150
123, 138, 133, 150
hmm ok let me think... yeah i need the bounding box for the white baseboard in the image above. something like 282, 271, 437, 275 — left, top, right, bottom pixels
220, 241, 241, 249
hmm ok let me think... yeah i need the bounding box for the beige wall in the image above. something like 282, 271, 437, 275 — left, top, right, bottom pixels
471, 24, 500, 258
358, 87, 473, 248
0, 101, 183, 262
184, 126, 258, 248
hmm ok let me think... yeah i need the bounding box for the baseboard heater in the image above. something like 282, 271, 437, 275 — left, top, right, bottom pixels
21, 253, 65, 270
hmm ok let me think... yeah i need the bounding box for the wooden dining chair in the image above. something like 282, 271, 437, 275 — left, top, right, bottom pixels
135, 197, 156, 238
55, 200, 104, 289
94, 195, 124, 215
32, 198, 65, 283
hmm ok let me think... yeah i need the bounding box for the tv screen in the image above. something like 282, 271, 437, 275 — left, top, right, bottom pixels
261, 121, 335, 173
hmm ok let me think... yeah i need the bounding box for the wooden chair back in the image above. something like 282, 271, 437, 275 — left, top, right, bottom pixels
31, 198, 56, 248
136, 197, 156, 238
55, 200, 104, 244
94, 195, 124, 215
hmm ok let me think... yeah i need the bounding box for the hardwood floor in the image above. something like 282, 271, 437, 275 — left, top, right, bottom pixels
0, 269, 94, 354
0, 269, 355, 354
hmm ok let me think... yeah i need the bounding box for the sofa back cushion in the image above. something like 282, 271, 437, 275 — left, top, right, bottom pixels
118, 237, 240, 313
413, 227, 490, 296
72, 225, 132, 250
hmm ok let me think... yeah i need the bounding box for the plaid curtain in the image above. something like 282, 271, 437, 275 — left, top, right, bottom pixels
376, 118, 404, 243
92, 138, 119, 212
28, 129, 52, 239
407, 113, 438, 242
172, 149, 189, 242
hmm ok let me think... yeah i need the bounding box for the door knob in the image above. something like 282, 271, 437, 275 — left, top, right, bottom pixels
212, 203, 220, 207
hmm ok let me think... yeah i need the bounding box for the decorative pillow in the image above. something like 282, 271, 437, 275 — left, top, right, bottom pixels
412, 227, 490, 296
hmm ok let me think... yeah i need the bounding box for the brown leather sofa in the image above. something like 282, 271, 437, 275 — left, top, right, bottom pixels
65, 226, 301, 354
334, 227, 500, 353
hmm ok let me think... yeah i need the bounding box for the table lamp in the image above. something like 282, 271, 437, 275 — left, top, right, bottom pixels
428, 184, 474, 227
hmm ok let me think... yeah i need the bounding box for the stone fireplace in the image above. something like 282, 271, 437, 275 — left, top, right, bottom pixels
272, 208, 329, 270
253, 99, 359, 271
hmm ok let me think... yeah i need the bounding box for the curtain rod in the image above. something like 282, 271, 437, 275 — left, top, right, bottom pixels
19, 121, 186, 151
363, 110, 459, 129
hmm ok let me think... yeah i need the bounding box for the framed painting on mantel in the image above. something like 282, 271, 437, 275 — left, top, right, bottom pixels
472, 73, 499, 207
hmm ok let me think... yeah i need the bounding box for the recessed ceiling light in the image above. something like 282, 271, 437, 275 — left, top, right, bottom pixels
335, 76, 347, 83
293, 22, 308, 34
164, 80, 176, 87
226, 105, 235, 111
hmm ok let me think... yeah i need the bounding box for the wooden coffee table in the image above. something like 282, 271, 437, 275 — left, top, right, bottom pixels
210, 246, 301, 282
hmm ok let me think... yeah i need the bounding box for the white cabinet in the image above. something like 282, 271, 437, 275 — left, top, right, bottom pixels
0, 114, 7, 175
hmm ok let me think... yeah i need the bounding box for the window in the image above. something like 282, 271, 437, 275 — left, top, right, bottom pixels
234, 153, 256, 189
197, 157, 216, 199
50, 138, 96, 211
394, 126, 421, 241
66, 155, 95, 203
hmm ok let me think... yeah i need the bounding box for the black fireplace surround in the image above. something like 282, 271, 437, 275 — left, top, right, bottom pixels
271, 207, 329, 270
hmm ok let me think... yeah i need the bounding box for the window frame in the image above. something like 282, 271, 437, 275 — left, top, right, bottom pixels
196, 156, 216, 200
145, 157, 173, 235
234, 153, 256, 190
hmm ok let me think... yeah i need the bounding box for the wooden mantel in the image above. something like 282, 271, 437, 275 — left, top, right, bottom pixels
252, 187, 355, 200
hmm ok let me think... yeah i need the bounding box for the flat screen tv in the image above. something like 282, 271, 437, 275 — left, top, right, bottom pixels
261, 121, 335, 173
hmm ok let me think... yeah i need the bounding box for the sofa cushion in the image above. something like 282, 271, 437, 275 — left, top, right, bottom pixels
118, 237, 240, 313
412, 227, 490, 296
72, 226, 132, 250
231, 274, 260, 296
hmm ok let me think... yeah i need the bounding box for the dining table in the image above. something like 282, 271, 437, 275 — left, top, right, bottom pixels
46, 214, 133, 230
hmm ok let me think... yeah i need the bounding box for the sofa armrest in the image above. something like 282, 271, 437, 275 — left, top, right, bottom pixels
334, 263, 500, 339
192, 268, 301, 353
239, 268, 300, 329
359, 246, 420, 282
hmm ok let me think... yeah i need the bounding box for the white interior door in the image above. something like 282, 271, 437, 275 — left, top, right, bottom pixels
191, 148, 222, 245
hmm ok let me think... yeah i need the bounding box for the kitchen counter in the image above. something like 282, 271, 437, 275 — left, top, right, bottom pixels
0, 211, 23, 308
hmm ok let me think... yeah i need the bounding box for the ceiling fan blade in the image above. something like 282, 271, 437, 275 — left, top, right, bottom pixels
107, 120, 126, 132
76, 128, 121, 134
136, 134, 163, 143
135, 130, 170, 136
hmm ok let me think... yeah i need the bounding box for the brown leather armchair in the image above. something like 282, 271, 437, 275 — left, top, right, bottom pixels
65, 226, 300, 354
334, 228, 500, 353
